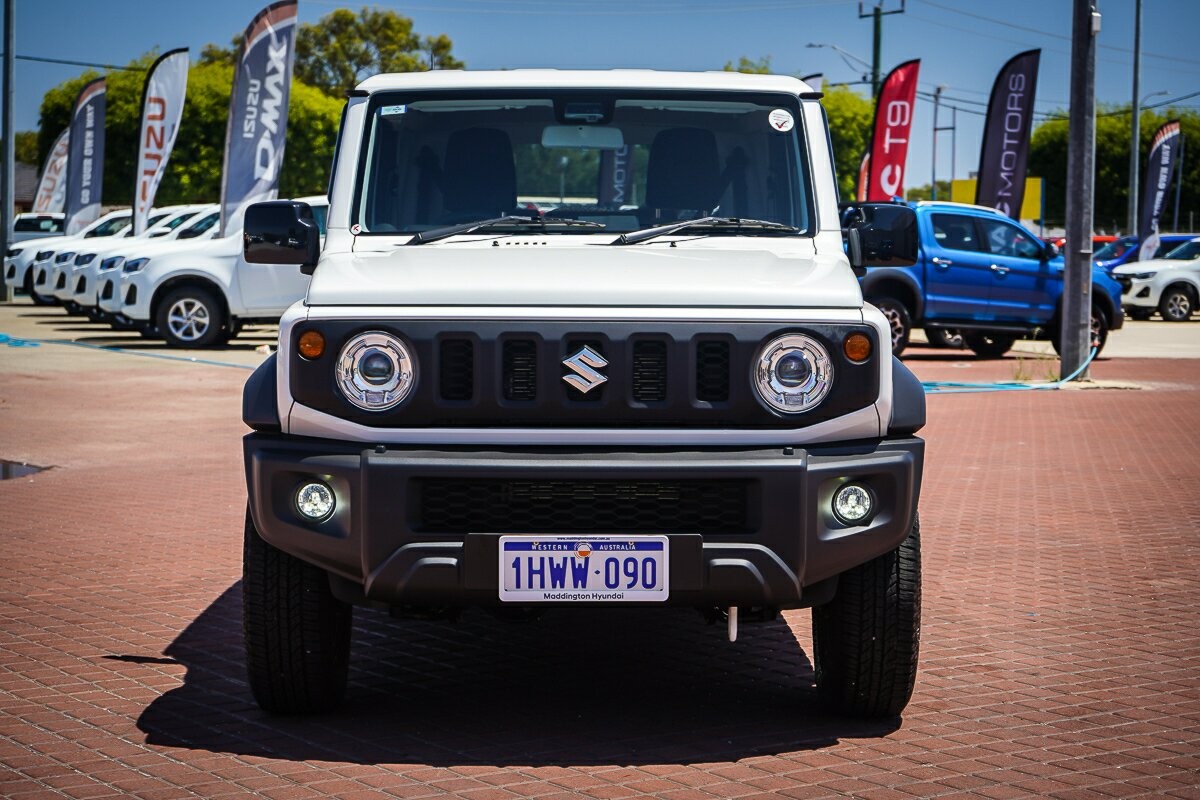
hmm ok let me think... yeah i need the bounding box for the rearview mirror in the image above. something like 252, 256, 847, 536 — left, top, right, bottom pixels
541, 125, 625, 150
243, 201, 321, 274
841, 203, 919, 275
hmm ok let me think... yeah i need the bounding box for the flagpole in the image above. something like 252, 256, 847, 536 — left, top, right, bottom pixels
2, 0, 14, 303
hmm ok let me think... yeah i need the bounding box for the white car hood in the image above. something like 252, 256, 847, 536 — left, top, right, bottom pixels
308, 237, 859, 309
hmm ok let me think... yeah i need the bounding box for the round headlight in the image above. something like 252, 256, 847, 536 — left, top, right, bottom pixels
336, 331, 416, 411
296, 481, 335, 520
833, 483, 874, 525
753, 333, 833, 414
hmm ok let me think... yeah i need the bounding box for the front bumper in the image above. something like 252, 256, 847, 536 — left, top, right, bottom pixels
1119, 278, 1157, 309
245, 435, 924, 610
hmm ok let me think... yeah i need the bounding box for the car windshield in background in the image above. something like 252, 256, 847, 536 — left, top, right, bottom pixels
85, 217, 132, 238
1093, 236, 1136, 261
355, 91, 812, 237
1163, 240, 1200, 260
14, 216, 63, 233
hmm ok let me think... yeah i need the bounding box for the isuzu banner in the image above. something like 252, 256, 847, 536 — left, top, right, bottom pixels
32, 128, 69, 213
133, 48, 190, 235
1138, 120, 1182, 260
64, 78, 107, 235
220, 0, 299, 237
976, 49, 1041, 219
865, 59, 919, 202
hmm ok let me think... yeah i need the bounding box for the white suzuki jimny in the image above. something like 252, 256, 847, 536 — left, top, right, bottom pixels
239, 69, 926, 718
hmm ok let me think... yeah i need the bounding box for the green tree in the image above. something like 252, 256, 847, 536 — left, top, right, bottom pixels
1029, 107, 1200, 232
14, 131, 39, 165
905, 180, 951, 202
295, 7, 465, 97
36, 56, 343, 206
723, 56, 772, 74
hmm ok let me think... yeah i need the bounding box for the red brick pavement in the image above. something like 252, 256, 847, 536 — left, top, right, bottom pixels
1, 342, 1199, 799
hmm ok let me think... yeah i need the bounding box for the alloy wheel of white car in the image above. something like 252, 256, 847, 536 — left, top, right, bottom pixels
167, 298, 211, 341
1160, 288, 1193, 322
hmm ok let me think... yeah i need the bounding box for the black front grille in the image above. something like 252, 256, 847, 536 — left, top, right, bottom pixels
415, 478, 751, 534
632, 340, 668, 402
439, 339, 474, 401
696, 340, 731, 402
1116, 277, 1132, 294
503, 340, 538, 401
55, 273, 65, 290
75, 277, 86, 294
101, 281, 113, 301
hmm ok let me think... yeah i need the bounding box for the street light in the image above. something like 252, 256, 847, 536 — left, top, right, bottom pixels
1129, 88, 1168, 233
805, 42, 872, 84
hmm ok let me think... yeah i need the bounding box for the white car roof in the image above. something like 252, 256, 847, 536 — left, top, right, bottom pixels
355, 69, 816, 96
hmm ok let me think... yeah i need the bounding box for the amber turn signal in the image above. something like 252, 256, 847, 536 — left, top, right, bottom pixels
843, 333, 872, 363
298, 330, 326, 360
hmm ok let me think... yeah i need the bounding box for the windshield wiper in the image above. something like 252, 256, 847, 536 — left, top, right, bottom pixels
406, 215, 605, 246
612, 216, 801, 246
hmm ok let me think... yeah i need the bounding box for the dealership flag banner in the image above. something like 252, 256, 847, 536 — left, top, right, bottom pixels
219, 0, 299, 236
133, 48, 190, 235
598, 147, 633, 206
856, 150, 869, 202
976, 49, 1040, 219
1138, 120, 1182, 261
64, 78, 107, 235
865, 59, 920, 202
32, 128, 69, 213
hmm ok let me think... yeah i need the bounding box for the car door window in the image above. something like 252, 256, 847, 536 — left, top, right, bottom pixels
979, 218, 1042, 259
930, 213, 982, 252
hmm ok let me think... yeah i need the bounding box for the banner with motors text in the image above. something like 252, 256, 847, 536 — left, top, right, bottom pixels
133, 48, 190, 235
865, 59, 919, 202
64, 78, 107, 235
1137, 120, 1182, 260
597, 147, 634, 207
976, 49, 1040, 219
32, 128, 69, 213
219, 0, 299, 237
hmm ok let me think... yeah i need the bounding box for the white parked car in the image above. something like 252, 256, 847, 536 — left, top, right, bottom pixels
112, 196, 328, 346
55, 205, 212, 311
1112, 237, 1200, 321
235, 69, 928, 719
69, 204, 216, 316
95, 210, 224, 324
5, 210, 130, 303
10, 212, 65, 242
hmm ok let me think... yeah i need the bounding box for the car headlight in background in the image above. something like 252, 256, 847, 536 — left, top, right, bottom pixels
122, 258, 150, 273
6, 247, 22, 258
1130, 271, 1157, 280
752, 333, 833, 414
55, 252, 76, 264
35, 250, 53, 262
99, 256, 124, 272
336, 331, 417, 411
74, 253, 96, 266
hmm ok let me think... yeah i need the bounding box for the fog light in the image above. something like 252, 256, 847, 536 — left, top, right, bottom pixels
833, 483, 873, 524
296, 482, 334, 520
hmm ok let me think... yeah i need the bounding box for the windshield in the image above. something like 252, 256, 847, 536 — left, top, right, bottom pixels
14, 216, 62, 233
1163, 240, 1200, 260
84, 216, 132, 238
355, 90, 812, 236
1093, 236, 1136, 261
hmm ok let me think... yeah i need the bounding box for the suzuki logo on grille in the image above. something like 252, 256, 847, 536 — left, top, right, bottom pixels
562, 345, 609, 393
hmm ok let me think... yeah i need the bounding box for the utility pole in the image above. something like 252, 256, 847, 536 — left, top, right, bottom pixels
1127, 0, 1141, 235
932, 87, 941, 200
858, 0, 905, 100
1063, 0, 1100, 381
1, 0, 14, 304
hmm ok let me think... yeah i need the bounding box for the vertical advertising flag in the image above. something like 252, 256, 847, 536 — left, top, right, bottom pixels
133, 48, 190, 235
32, 128, 70, 213
64, 78, 107, 235
220, 0, 300, 237
865, 59, 920, 202
1137, 120, 1182, 260
976, 49, 1041, 219
597, 146, 633, 206
856, 151, 870, 202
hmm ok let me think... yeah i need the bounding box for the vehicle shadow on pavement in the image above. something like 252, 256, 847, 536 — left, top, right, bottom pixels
134, 582, 899, 766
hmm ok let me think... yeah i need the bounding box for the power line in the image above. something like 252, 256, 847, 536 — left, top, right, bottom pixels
1, 53, 144, 72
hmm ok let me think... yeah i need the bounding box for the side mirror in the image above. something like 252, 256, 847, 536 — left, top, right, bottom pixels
841, 202, 919, 275
1043, 242, 1059, 260
243, 200, 321, 274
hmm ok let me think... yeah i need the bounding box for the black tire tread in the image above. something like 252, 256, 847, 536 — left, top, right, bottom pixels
812, 515, 921, 718
243, 508, 351, 714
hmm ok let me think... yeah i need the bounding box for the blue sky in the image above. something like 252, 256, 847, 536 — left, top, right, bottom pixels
7, 0, 1200, 188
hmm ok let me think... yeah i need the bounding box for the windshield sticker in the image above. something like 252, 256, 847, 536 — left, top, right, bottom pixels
380, 105, 407, 116
768, 109, 795, 132
350, 223, 362, 235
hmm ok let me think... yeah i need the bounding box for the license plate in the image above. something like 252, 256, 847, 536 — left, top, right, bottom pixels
498, 535, 669, 602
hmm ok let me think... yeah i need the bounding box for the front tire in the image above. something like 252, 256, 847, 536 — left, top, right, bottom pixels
156, 285, 225, 348
925, 327, 964, 349
243, 507, 351, 714
812, 515, 921, 718
964, 331, 1016, 359
1159, 286, 1194, 322
869, 296, 912, 356
1051, 305, 1110, 356
1126, 308, 1153, 321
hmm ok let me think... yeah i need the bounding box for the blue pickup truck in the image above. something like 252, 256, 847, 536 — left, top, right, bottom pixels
859, 202, 1124, 358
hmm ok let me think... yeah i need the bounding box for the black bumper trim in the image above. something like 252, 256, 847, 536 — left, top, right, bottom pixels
245, 436, 923, 609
